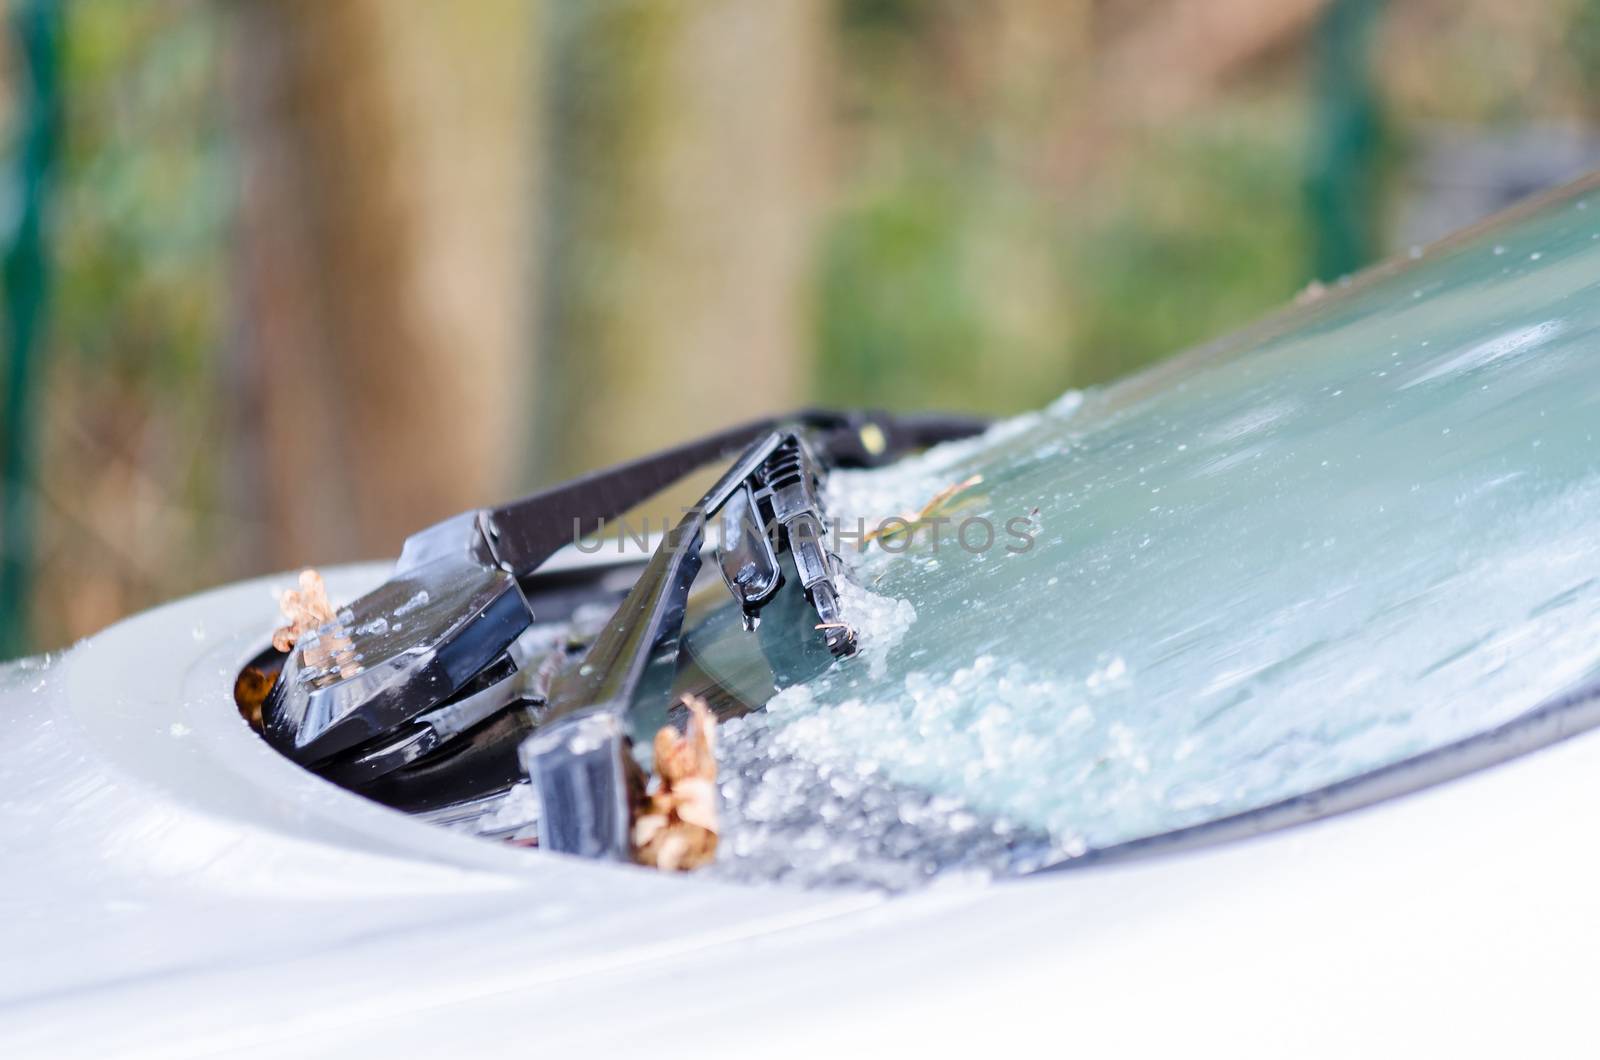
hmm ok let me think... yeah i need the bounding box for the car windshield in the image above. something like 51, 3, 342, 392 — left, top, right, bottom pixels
673, 176, 1600, 889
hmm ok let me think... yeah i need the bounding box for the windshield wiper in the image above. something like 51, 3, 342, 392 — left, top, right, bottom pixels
258, 408, 986, 843
524, 427, 851, 858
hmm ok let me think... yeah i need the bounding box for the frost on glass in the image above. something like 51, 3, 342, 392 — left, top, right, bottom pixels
700, 179, 1600, 887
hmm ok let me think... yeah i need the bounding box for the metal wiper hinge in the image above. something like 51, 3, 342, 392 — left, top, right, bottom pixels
719, 433, 856, 654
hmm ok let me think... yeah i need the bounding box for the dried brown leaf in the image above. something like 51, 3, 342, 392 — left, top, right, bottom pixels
633, 695, 719, 872
271, 568, 336, 652
863, 474, 985, 545
234, 666, 276, 730
1295, 278, 1327, 305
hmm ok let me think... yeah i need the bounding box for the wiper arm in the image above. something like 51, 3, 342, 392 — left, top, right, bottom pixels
523, 428, 853, 859
256, 407, 985, 835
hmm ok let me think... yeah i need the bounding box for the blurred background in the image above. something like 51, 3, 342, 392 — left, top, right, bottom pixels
3, 0, 1599, 656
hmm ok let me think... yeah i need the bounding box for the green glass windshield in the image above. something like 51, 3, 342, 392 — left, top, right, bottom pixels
684, 176, 1600, 873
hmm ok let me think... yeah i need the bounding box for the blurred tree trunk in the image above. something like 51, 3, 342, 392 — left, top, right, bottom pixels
532, 0, 823, 484
230, 0, 533, 569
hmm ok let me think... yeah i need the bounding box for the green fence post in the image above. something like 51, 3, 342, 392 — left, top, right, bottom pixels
1307, 0, 1384, 282
1, 0, 63, 658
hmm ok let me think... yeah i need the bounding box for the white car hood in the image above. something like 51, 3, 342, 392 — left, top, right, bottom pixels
4, 565, 1600, 1058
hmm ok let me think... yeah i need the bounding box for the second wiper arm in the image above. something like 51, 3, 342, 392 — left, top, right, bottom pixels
522, 429, 845, 859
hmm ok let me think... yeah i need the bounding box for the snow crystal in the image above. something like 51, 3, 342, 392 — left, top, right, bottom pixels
709, 709, 1056, 892
355, 616, 389, 637
834, 576, 915, 680
393, 590, 430, 618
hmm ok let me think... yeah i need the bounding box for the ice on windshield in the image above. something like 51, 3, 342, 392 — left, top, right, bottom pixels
708, 179, 1600, 887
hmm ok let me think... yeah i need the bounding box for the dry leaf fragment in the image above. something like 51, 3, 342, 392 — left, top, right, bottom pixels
863, 473, 986, 545
271, 568, 336, 652
1295, 278, 1327, 305
234, 666, 276, 730
633, 695, 719, 871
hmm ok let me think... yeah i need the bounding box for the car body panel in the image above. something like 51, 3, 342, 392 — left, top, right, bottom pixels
3, 564, 1599, 1057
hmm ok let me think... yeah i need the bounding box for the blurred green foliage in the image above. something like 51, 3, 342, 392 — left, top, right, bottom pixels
1071, 110, 1310, 383
817, 0, 1317, 412
1566, 0, 1600, 115
818, 175, 992, 409
54, 1, 229, 388
816, 112, 1311, 411
6, 0, 1600, 652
